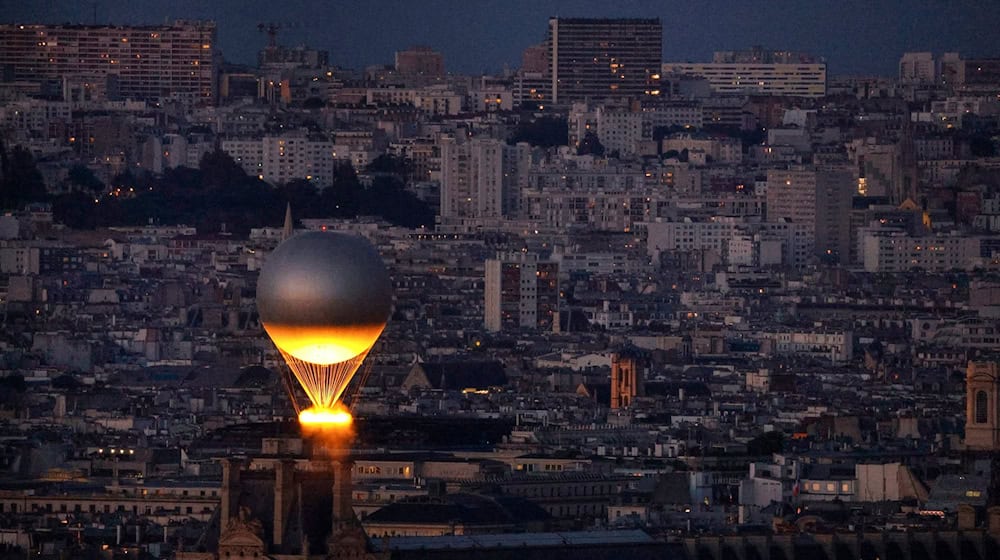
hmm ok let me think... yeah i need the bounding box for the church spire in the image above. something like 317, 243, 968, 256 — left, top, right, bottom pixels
282, 203, 293, 241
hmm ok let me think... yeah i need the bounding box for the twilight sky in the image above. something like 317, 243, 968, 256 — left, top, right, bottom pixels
4, 0, 1000, 76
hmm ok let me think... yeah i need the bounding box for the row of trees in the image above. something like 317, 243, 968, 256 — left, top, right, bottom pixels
0, 139, 47, 208
1, 145, 435, 233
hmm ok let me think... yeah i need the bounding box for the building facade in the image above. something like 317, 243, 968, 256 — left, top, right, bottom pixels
547, 18, 663, 104
665, 62, 826, 98
0, 21, 218, 104
766, 165, 856, 262
484, 252, 559, 332
439, 137, 531, 219
395, 46, 444, 78
860, 231, 983, 272
221, 132, 339, 186
899, 52, 936, 84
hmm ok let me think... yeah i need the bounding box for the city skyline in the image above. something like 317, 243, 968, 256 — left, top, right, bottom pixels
3, 5, 1000, 559
4, 0, 1000, 76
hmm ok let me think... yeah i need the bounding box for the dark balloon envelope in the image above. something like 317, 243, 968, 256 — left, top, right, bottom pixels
257, 231, 391, 330
257, 231, 391, 364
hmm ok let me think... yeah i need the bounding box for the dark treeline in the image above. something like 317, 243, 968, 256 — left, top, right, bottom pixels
1, 144, 435, 234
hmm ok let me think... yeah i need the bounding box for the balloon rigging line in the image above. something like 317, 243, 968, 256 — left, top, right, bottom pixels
278, 347, 373, 410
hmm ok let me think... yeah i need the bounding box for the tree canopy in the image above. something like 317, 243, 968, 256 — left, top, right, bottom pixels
67, 164, 104, 193
576, 131, 606, 157
49, 149, 435, 233
0, 141, 47, 209
509, 116, 568, 147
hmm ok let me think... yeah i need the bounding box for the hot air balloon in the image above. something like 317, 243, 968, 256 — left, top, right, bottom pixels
257, 231, 391, 427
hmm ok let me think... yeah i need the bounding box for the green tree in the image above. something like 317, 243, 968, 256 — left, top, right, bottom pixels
199, 149, 248, 189
52, 191, 101, 229
969, 135, 997, 158
320, 164, 363, 217
68, 164, 104, 192
360, 176, 435, 228
280, 179, 322, 218
0, 141, 47, 208
509, 116, 568, 147
577, 131, 606, 156
366, 154, 415, 183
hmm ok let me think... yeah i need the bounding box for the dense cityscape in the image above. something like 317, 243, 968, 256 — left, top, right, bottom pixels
1, 9, 1000, 560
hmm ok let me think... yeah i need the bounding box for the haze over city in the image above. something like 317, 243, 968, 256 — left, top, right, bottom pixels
5, 0, 1000, 75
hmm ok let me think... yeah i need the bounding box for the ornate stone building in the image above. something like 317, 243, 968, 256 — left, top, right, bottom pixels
177, 456, 384, 560
610, 349, 644, 410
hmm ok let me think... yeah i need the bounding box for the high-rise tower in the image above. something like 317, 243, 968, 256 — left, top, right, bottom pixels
547, 18, 662, 104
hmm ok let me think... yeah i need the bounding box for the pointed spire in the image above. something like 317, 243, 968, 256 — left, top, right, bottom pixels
282, 203, 293, 241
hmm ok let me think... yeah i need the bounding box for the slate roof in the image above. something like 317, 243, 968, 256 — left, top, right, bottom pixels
411, 361, 507, 390
363, 492, 549, 526
370, 529, 654, 551
924, 475, 989, 511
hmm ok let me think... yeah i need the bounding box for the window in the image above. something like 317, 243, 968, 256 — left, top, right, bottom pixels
976, 390, 989, 424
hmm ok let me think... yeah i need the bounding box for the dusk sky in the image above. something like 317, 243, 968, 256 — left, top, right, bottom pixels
4, 0, 1000, 76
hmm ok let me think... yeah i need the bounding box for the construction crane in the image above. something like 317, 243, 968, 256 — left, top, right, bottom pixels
257, 23, 281, 48
258, 23, 300, 48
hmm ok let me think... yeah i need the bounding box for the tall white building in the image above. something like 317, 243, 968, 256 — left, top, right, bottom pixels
547, 18, 663, 104
439, 137, 531, 219
221, 132, 338, 186
766, 165, 856, 262
485, 252, 559, 332
141, 132, 214, 173
645, 218, 813, 268
568, 102, 703, 157
861, 231, 982, 272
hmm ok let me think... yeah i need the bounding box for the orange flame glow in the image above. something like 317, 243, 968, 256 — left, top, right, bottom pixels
299, 406, 353, 428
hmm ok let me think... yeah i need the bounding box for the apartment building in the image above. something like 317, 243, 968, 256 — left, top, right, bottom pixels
0, 21, 218, 104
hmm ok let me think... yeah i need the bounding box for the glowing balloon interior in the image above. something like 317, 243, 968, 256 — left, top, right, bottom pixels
257, 231, 392, 420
